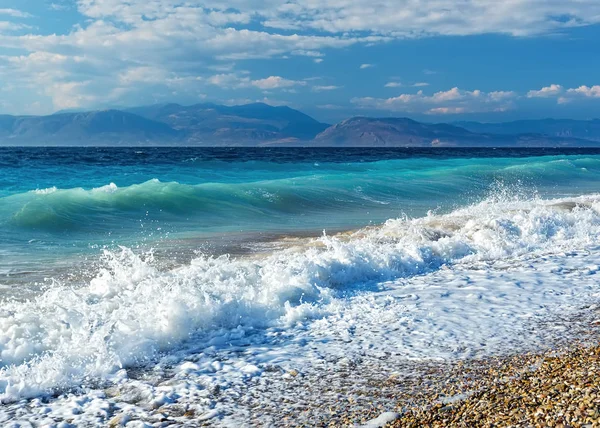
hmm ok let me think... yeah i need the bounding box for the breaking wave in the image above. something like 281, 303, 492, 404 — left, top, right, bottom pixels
1, 193, 600, 401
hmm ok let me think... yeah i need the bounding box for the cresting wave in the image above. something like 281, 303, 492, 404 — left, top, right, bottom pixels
1, 193, 600, 402
2, 155, 600, 232
3, 178, 378, 232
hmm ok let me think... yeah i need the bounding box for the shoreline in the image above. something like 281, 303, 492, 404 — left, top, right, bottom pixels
2, 193, 600, 426
377, 341, 600, 427
345, 316, 600, 427
246, 312, 600, 427
4, 320, 597, 426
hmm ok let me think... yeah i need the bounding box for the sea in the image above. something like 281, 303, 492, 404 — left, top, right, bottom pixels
2, 147, 600, 425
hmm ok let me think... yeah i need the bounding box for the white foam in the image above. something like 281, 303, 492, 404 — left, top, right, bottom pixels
2, 194, 600, 424
92, 182, 118, 193
360, 412, 401, 427
33, 186, 57, 195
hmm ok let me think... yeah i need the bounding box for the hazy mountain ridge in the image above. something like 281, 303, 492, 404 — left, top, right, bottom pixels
312, 117, 597, 147
455, 119, 600, 142
125, 102, 330, 144
0, 110, 181, 146
0, 103, 330, 146
0, 104, 599, 146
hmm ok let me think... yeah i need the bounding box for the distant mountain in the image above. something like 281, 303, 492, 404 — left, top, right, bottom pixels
1, 104, 599, 147
0, 110, 180, 146
313, 117, 485, 146
312, 117, 595, 147
455, 119, 600, 142
126, 102, 330, 144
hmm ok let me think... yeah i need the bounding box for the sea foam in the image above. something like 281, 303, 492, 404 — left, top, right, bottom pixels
0, 193, 600, 403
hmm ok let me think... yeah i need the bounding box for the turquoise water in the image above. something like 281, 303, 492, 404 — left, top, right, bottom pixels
2, 147, 600, 282
4, 147, 600, 423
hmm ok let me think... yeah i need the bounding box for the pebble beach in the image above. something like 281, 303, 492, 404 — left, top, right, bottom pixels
354, 334, 600, 428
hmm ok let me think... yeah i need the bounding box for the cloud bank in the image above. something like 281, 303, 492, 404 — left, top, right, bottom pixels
353, 87, 517, 114
1, 1, 600, 113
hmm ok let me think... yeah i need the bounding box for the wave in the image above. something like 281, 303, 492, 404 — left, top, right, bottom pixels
3, 178, 389, 232
1, 193, 600, 401
2, 155, 600, 233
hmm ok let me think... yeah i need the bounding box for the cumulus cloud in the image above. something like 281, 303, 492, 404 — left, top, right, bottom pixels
385, 82, 402, 88
207, 73, 309, 91
362, 83, 600, 115
352, 87, 517, 114
208, 73, 251, 89
2, 0, 600, 112
527, 84, 564, 98
527, 84, 600, 104
567, 85, 600, 98
360, 63, 374, 69
0, 1, 385, 111
252, 76, 307, 90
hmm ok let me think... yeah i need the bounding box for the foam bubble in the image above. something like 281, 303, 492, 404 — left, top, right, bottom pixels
1, 194, 600, 402
33, 187, 57, 195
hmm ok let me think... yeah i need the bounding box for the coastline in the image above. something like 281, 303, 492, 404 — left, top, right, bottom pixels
388, 343, 600, 427
247, 310, 600, 427
4, 149, 600, 426
357, 333, 600, 427
227, 310, 600, 426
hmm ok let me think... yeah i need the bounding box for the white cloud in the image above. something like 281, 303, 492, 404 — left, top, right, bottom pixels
222, 96, 290, 107
260, 0, 600, 37
252, 76, 307, 90
385, 82, 402, 88
2, 0, 600, 113
0, 9, 32, 18
207, 74, 307, 91
567, 85, 600, 98
356, 83, 600, 115
0, 2, 388, 112
0, 21, 27, 32
360, 63, 374, 69
317, 104, 344, 109
208, 73, 251, 89
428, 107, 467, 115
526, 84, 600, 103
314, 58, 324, 63
49, 3, 71, 11
312, 85, 341, 92
292, 50, 324, 58
527, 84, 563, 98
119, 67, 171, 85
413, 82, 429, 87
352, 87, 517, 114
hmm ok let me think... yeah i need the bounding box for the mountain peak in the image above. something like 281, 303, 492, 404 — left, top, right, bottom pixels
2, 104, 600, 147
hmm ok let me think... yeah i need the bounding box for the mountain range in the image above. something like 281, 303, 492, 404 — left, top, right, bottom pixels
1, 102, 599, 147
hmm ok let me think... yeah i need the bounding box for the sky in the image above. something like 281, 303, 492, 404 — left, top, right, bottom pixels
0, 0, 600, 123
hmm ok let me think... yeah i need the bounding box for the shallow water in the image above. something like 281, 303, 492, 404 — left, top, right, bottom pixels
1, 147, 600, 425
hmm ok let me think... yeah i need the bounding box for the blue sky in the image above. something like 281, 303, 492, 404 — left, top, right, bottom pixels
1, 0, 600, 123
